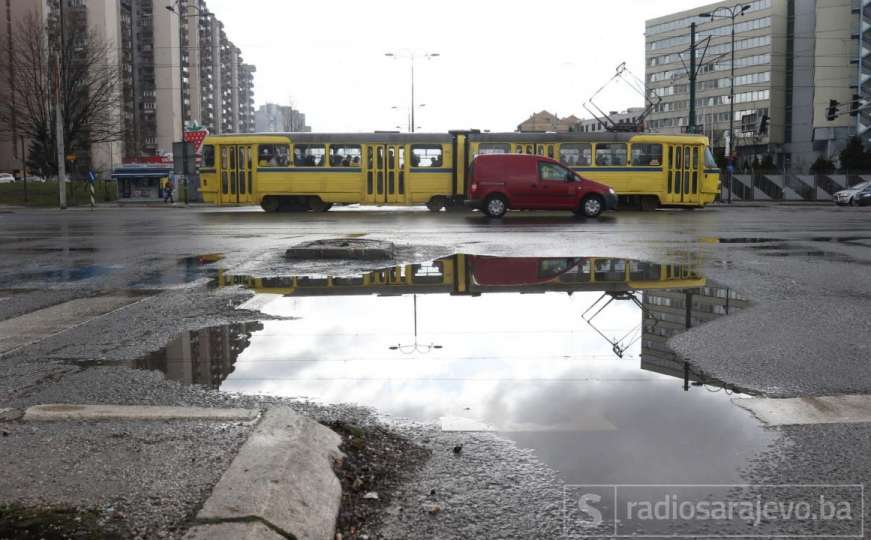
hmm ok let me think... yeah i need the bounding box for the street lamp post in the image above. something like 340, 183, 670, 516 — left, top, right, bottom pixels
699, 4, 751, 204
385, 51, 439, 133
388, 295, 443, 354
165, 1, 202, 205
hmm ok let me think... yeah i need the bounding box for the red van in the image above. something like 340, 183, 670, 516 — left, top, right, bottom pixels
465, 154, 618, 218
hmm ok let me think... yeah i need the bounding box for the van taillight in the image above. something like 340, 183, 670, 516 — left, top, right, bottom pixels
470, 183, 478, 192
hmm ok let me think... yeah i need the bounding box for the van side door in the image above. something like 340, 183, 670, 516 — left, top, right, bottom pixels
537, 161, 575, 209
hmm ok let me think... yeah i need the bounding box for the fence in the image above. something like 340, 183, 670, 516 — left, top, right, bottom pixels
719, 174, 870, 202
0, 179, 119, 206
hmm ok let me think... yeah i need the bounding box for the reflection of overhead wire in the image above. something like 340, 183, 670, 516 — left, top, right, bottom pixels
580, 291, 654, 358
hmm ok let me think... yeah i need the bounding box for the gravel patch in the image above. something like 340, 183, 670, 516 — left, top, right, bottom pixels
0, 419, 252, 539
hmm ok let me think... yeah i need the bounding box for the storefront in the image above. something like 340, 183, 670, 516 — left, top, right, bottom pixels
111, 165, 173, 200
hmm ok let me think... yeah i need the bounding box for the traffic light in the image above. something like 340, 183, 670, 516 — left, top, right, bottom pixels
757, 114, 769, 136
850, 94, 863, 117
826, 99, 839, 121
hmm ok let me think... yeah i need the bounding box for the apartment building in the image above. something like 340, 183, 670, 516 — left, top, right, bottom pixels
645, 0, 863, 172
254, 103, 311, 133
645, 0, 783, 166
0, 0, 255, 176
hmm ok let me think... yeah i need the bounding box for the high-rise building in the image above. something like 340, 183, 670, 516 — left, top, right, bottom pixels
254, 103, 311, 133
0, 0, 255, 176
645, 0, 863, 172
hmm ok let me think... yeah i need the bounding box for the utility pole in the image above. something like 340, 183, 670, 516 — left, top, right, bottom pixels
20, 135, 28, 203
55, 0, 67, 209
688, 22, 697, 133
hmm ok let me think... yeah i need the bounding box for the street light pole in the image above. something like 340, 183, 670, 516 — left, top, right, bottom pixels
699, 4, 750, 205
166, 2, 202, 206
385, 51, 439, 133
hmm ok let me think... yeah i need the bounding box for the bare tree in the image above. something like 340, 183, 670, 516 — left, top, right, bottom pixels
0, 11, 122, 177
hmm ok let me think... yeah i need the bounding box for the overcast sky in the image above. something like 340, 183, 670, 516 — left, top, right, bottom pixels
205, 0, 709, 133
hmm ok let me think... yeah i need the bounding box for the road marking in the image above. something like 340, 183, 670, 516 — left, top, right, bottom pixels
0, 296, 143, 356
734, 395, 871, 426
23, 404, 260, 422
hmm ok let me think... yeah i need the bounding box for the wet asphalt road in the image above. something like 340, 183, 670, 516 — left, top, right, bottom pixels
1, 202, 871, 538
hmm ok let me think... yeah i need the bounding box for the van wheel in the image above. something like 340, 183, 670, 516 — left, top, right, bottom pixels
426, 196, 446, 212
484, 194, 508, 218
577, 195, 604, 218
260, 196, 280, 213
308, 196, 332, 212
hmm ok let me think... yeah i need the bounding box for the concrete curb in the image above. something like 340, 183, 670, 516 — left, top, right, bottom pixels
23, 404, 260, 422
285, 239, 394, 260
184, 522, 284, 539
734, 395, 871, 426
188, 407, 343, 540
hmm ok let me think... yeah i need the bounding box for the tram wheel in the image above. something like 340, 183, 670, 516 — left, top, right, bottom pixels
426, 197, 446, 212
640, 196, 660, 212
278, 197, 308, 212
260, 196, 280, 213
308, 197, 332, 212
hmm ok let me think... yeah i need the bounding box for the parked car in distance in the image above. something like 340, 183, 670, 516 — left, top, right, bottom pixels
0, 173, 15, 184
833, 181, 871, 206
465, 154, 618, 218
853, 185, 871, 206
22, 175, 47, 183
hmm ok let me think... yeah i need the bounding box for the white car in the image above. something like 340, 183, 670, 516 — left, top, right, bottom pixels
22, 175, 46, 183
833, 181, 871, 206
0, 173, 15, 184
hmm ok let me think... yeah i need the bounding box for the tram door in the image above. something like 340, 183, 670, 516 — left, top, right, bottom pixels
666, 144, 699, 204
219, 144, 254, 204
364, 144, 405, 204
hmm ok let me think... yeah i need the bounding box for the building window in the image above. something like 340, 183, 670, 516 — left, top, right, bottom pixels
258, 144, 289, 167
631, 144, 663, 166
595, 143, 628, 166
411, 145, 443, 167
329, 145, 362, 167
294, 144, 325, 166
559, 143, 592, 166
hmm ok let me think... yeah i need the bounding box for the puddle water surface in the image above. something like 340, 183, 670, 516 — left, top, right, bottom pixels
137, 254, 772, 484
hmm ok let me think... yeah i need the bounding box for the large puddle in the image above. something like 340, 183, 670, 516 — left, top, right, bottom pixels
135, 254, 772, 484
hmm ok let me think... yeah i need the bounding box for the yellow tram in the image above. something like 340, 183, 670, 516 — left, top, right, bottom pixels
198, 131, 719, 211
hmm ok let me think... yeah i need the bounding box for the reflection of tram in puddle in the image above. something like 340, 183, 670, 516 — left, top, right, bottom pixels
215, 254, 706, 297
215, 254, 749, 388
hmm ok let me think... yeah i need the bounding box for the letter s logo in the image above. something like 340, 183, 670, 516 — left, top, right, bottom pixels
578, 493, 603, 527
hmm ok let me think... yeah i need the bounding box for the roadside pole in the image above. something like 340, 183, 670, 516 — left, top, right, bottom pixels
54, 0, 67, 210
688, 22, 697, 132
88, 171, 96, 210
20, 135, 28, 203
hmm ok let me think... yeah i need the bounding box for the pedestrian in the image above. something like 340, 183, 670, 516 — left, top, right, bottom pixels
164, 177, 174, 203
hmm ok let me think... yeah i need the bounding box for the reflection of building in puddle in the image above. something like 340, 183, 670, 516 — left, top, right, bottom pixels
136, 321, 262, 388
641, 286, 751, 381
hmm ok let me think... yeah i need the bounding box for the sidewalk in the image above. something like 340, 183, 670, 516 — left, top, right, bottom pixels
710, 200, 835, 207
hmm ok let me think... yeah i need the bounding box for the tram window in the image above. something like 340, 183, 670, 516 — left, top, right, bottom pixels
525, 145, 533, 154
477, 143, 510, 155
631, 144, 662, 166
595, 143, 628, 166
257, 144, 289, 167
202, 145, 215, 167
411, 145, 443, 167
559, 143, 592, 166
328, 145, 362, 167
294, 144, 325, 166
515, 145, 523, 153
